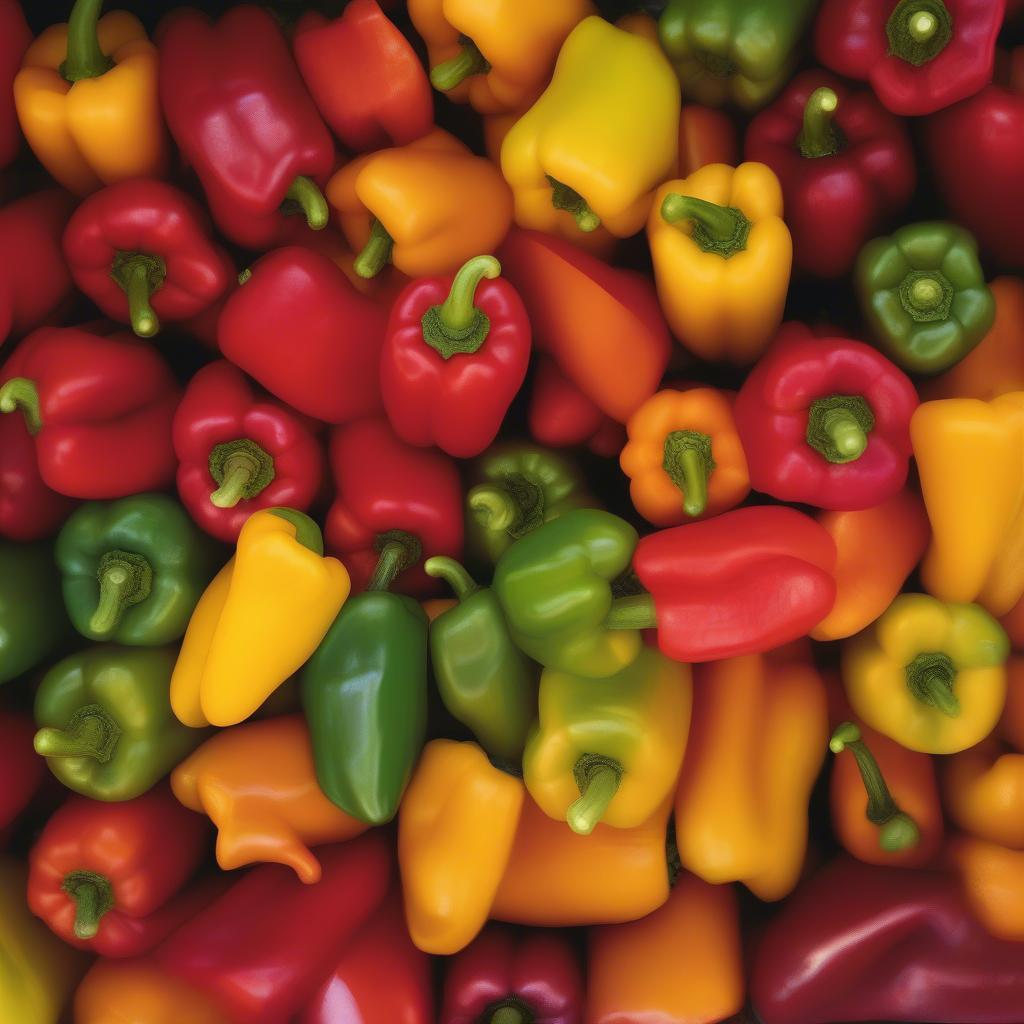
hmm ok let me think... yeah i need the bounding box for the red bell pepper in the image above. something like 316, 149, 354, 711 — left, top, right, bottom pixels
633, 505, 837, 663
733, 323, 919, 510
158, 6, 335, 250
745, 70, 916, 278
441, 923, 584, 1024
0, 710, 45, 833
27, 786, 210, 957
0, 0, 29, 169
293, 0, 434, 153
62, 178, 234, 339
813, 0, 1005, 116
219, 246, 388, 424
381, 255, 531, 458
326, 416, 463, 594
925, 48, 1024, 270
173, 360, 323, 543
0, 326, 180, 498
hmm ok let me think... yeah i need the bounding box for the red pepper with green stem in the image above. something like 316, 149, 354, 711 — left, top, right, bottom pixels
0, 0, 30, 169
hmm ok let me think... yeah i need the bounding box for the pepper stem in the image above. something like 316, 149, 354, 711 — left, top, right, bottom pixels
61, 0, 114, 82
125, 260, 158, 337
604, 592, 657, 630
468, 484, 521, 534
909, 10, 937, 40
489, 1006, 524, 1024
421, 256, 500, 360
568, 756, 623, 835
424, 556, 478, 601
429, 37, 490, 91
369, 530, 422, 592
89, 551, 153, 637
353, 218, 394, 279
0, 377, 42, 434
62, 871, 115, 940
662, 430, 715, 517
806, 395, 875, 464
211, 457, 256, 508
661, 194, 750, 258
910, 276, 943, 311
798, 87, 841, 159
885, 0, 952, 65
547, 176, 601, 233
905, 652, 961, 717
34, 704, 122, 763
208, 439, 275, 509
282, 176, 328, 231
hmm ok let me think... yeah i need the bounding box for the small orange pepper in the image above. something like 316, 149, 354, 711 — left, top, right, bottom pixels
950, 835, 1024, 942
678, 104, 738, 177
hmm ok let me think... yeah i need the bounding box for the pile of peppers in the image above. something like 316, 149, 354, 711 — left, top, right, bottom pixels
2, 0, 1024, 1020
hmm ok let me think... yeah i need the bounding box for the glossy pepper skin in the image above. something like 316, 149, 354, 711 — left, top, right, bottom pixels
173, 361, 323, 544
55, 493, 219, 646
950, 835, 1024, 942
677, 103, 739, 176
0, 711, 45, 831
171, 508, 349, 728
158, 6, 334, 250
34, 645, 203, 801
0, 1, 30, 168
745, 71, 916, 277
814, 0, 1005, 116
62, 178, 233, 339
294, 0, 433, 153
14, 0, 166, 195
648, 163, 792, 365
855, 221, 995, 373
734, 323, 918, 510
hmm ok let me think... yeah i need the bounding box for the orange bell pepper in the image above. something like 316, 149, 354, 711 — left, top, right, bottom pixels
170, 714, 367, 884
950, 836, 1024, 942
1001, 597, 1024, 651
812, 487, 931, 641
678, 104, 738, 177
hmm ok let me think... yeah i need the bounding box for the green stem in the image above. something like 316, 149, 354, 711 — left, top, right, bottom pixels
905, 652, 961, 718
89, 551, 152, 637
62, 871, 114, 940
0, 377, 42, 435
489, 1006, 525, 1024
282, 176, 328, 231
568, 756, 623, 835
885, 0, 953, 65
604, 592, 657, 630
660, 193, 750, 258
421, 256, 500, 360
798, 87, 841, 159
110, 251, 166, 338
909, 9, 938, 40
368, 531, 422, 592
468, 484, 521, 534
429, 37, 490, 92
547, 176, 600, 233
424, 556, 478, 601
353, 218, 394, 279
34, 704, 121, 763
61, 0, 114, 82
208, 439, 275, 509
909, 277, 943, 311
210, 458, 256, 508
662, 430, 715, 517
806, 395, 875, 464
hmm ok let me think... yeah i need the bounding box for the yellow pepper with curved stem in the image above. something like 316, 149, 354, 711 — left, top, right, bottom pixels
170, 508, 349, 729
500, 16, 679, 241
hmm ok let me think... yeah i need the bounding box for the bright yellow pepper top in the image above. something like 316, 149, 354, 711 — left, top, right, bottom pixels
500, 16, 679, 241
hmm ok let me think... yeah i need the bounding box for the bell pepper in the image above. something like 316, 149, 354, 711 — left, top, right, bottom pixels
55, 493, 219, 645
950, 835, 1024, 941
912, 394, 1024, 615
171, 714, 367, 883
326, 416, 463, 595
62, 178, 233, 338
410, 0, 594, 116
34, 645, 202, 801
293, 0, 433, 152
648, 163, 792, 365
173, 361, 323, 544
381, 255, 531, 458
0, 1, 30, 169
621, 386, 750, 526
587, 872, 744, 1024
0, 710, 45, 833
441, 923, 584, 1024
327, 128, 512, 280
855, 221, 995, 374
1, 326, 180, 499
843, 592, 1009, 754
399, 739, 525, 954
814, 0, 1005, 116
745, 71, 917, 277
500, 17, 678, 241
425, 557, 538, 763
14, 0, 166, 196
158, 6, 334, 250
678, 103, 738, 176
170, 508, 349, 728
218, 247, 388, 424
0, 538, 71, 685
751, 856, 1024, 1024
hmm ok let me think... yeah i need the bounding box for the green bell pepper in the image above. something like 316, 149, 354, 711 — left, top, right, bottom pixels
855, 221, 996, 374
493, 508, 642, 679
301, 534, 428, 825
425, 556, 538, 763
34, 646, 205, 801
658, 0, 819, 110
55, 494, 221, 645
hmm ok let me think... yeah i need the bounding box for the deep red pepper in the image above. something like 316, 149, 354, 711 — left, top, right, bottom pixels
813, 0, 1005, 116
326, 416, 463, 594
733, 323, 919, 510
157, 6, 335, 250
0, 326, 180, 499
0, 0, 29, 169
62, 178, 234, 339
293, 0, 434, 153
219, 246, 388, 424
0, 710, 45, 833
381, 256, 531, 459
441, 923, 584, 1024
745, 70, 916, 278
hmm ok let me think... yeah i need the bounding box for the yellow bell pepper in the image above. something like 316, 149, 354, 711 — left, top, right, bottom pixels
500, 16, 679, 241
842, 593, 1009, 754
13, 0, 165, 196
648, 162, 791, 365
911, 394, 1024, 617
398, 739, 524, 955
170, 508, 349, 728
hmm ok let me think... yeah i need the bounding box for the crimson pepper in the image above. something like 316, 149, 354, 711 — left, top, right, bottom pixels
158, 6, 335, 250
326, 416, 463, 594
0, 0, 29, 169
381, 256, 531, 459
293, 0, 434, 153
733, 323, 919, 510
0, 710, 45, 834
441, 923, 584, 1024
813, 0, 1005, 116
219, 247, 388, 424
745, 70, 916, 278
62, 179, 234, 339
173, 360, 323, 544
0, 327, 179, 499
